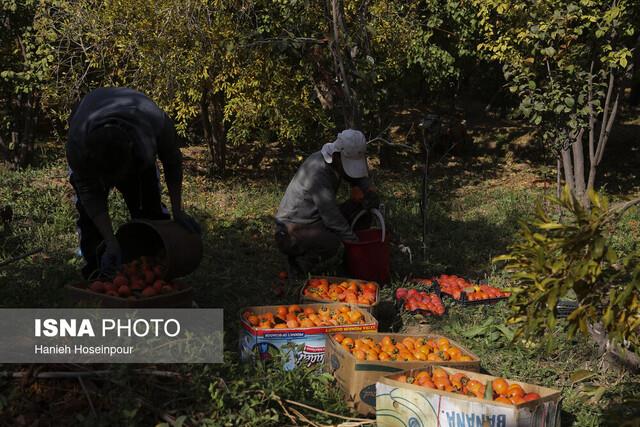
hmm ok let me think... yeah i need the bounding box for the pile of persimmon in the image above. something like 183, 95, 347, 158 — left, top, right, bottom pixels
395, 288, 445, 316
392, 368, 541, 405
86, 256, 180, 299
303, 278, 377, 305
242, 304, 368, 329
436, 275, 510, 301
333, 335, 474, 362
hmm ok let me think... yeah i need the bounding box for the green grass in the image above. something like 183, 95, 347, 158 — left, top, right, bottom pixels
1, 141, 639, 425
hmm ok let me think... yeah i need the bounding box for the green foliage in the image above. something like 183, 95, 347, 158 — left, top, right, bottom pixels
495, 188, 640, 352
0, 0, 52, 95
203, 353, 347, 426
0, 0, 55, 155
475, 0, 638, 151
1, 0, 490, 168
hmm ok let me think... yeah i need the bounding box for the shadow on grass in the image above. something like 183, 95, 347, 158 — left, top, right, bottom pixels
382, 184, 534, 280
598, 121, 640, 196
599, 379, 640, 427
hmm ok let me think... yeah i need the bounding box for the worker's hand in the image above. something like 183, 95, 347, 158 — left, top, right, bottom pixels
174, 210, 202, 234
362, 190, 380, 210
100, 239, 122, 277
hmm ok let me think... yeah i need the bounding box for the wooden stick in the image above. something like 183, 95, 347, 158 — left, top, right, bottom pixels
0, 248, 43, 268
274, 395, 299, 425
289, 407, 321, 427
1, 370, 112, 379
77, 377, 98, 418
0, 369, 184, 379
335, 422, 376, 427
284, 399, 373, 423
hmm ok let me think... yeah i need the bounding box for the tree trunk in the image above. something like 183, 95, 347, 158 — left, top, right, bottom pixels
378, 132, 392, 169
200, 90, 217, 175
328, 0, 360, 128
584, 72, 622, 206
561, 146, 575, 194
556, 157, 562, 198
200, 88, 226, 176
559, 70, 622, 209
210, 91, 226, 175
12, 93, 37, 168
571, 129, 587, 206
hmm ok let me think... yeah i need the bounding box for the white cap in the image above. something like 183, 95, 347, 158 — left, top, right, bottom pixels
321, 129, 368, 178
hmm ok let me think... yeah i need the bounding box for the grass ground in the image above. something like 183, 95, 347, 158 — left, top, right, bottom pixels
0, 119, 639, 426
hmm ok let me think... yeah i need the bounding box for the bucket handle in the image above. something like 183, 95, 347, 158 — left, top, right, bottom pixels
350, 208, 385, 242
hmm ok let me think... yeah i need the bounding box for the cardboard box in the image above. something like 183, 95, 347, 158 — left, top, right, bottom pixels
239, 304, 378, 371
300, 276, 380, 313
325, 333, 481, 416
376, 366, 561, 427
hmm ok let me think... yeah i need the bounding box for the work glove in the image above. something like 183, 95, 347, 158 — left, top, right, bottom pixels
362, 190, 380, 210
174, 210, 202, 234
100, 239, 122, 277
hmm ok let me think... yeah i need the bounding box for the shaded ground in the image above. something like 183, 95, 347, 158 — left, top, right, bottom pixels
0, 117, 639, 425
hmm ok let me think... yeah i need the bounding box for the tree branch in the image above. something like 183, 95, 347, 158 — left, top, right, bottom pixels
561, 147, 575, 192
571, 129, 586, 201
595, 86, 621, 165
611, 197, 640, 216
597, 70, 615, 152
329, 0, 356, 127
588, 62, 595, 165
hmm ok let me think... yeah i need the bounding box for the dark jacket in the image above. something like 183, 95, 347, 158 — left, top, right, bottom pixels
66, 87, 180, 218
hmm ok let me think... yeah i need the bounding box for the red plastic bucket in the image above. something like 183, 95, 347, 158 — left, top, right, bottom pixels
343, 209, 390, 283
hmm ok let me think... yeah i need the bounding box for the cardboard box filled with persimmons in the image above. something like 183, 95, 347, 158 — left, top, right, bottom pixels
376, 366, 561, 427
301, 276, 380, 313
239, 303, 378, 371
325, 333, 480, 416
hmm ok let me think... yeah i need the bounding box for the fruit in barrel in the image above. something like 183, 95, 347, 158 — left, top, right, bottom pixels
144, 269, 155, 284
153, 280, 165, 292
117, 285, 131, 297
142, 286, 157, 298
89, 281, 106, 293
113, 274, 129, 288
152, 265, 164, 279
84, 257, 182, 299
130, 279, 145, 290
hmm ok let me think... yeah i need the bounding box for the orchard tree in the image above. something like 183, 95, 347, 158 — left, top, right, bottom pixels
33, 0, 488, 172
475, 0, 639, 207
496, 189, 640, 358
40, 0, 331, 174
0, 0, 54, 166
40, 0, 241, 174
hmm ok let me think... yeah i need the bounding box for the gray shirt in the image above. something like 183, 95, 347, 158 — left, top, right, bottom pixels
276, 152, 368, 241
66, 87, 181, 219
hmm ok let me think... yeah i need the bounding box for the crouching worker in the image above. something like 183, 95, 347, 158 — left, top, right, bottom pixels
67, 87, 201, 279
275, 129, 380, 275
